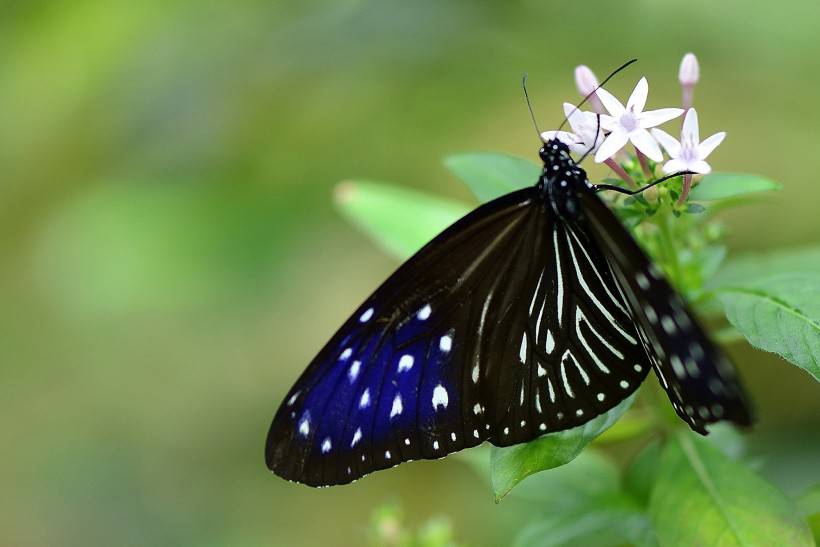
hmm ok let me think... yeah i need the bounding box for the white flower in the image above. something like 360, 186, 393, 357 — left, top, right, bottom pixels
541, 103, 605, 155
594, 77, 684, 163
651, 108, 725, 174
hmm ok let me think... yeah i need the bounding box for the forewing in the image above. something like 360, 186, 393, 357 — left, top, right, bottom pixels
266, 188, 538, 486
580, 192, 753, 434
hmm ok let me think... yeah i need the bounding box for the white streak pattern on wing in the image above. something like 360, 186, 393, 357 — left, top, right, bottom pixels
565, 230, 637, 345
568, 227, 629, 317
575, 309, 611, 374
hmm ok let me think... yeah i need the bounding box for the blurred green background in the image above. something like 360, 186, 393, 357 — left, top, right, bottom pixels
3, 1, 819, 545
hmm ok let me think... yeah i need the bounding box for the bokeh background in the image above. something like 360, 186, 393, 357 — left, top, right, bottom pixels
3, 1, 819, 545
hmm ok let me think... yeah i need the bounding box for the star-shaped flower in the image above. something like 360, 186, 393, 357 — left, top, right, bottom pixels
594, 77, 684, 163
541, 103, 605, 155
651, 108, 725, 174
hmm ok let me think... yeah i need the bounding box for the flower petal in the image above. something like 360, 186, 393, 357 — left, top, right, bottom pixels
599, 114, 618, 131
626, 77, 648, 113
662, 158, 688, 174
690, 160, 712, 174
639, 108, 684, 129
595, 87, 625, 117
697, 132, 726, 158
682, 108, 700, 144
562, 103, 588, 135
651, 128, 682, 158
594, 130, 629, 163
541, 130, 581, 146
630, 129, 663, 162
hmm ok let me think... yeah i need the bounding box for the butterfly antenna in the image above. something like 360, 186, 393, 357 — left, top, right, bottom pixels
575, 113, 601, 165
593, 171, 696, 195
522, 73, 542, 138
557, 58, 638, 132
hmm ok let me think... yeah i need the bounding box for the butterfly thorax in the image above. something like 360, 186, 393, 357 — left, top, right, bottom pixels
537, 138, 590, 221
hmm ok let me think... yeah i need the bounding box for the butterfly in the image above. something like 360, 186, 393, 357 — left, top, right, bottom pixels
265, 137, 753, 487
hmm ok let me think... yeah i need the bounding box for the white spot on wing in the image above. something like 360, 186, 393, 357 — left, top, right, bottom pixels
298, 414, 311, 437
417, 304, 432, 320
670, 355, 686, 379
661, 316, 677, 335
519, 333, 528, 364
397, 354, 414, 373
439, 335, 452, 352
546, 330, 555, 353
287, 391, 301, 406
537, 364, 547, 377
390, 394, 403, 418
321, 437, 332, 453
471, 364, 479, 383
359, 307, 374, 322
636, 272, 650, 289
359, 389, 370, 409
340, 347, 353, 361
473, 403, 482, 415
348, 360, 361, 383
351, 428, 362, 447
432, 384, 449, 410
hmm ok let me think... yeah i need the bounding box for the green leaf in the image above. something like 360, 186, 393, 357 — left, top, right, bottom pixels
688, 172, 781, 201
713, 273, 820, 381
513, 497, 654, 547
709, 247, 820, 380
624, 439, 662, 507
712, 245, 820, 286
444, 152, 541, 202
490, 395, 635, 501
334, 181, 471, 260
650, 432, 814, 546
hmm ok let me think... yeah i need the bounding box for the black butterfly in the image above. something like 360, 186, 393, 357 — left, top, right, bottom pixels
265, 138, 752, 487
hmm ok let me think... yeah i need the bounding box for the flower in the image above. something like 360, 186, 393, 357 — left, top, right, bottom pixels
574, 65, 603, 112
594, 77, 684, 163
651, 108, 725, 174
541, 103, 605, 155
679, 53, 700, 109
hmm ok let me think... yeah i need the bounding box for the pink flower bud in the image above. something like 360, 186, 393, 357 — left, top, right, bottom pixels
574, 65, 603, 113
574, 65, 599, 96
678, 53, 700, 86
679, 53, 699, 110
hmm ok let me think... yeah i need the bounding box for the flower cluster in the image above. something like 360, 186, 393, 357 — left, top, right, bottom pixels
542, 53, 725, 204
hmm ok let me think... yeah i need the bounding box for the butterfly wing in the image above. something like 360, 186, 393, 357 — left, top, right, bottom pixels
580, 191, 753, 434
267, 185, 655, 486
487, 213, 651, 446
266, 188, 539, 486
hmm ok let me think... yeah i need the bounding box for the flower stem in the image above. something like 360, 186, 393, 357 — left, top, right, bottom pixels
655, 203, 683, 287
635, 147, 652, 179
676, 174, 693, 206
604, 158, 636, 187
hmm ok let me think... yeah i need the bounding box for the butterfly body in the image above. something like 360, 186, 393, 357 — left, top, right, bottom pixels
266, 139, 751, 487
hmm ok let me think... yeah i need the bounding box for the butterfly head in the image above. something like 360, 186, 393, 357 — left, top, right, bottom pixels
538, 138, 589, 219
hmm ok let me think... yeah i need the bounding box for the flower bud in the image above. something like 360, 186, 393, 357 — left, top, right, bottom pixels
574, 65, 603, 113
678, 53, 700, 86
679, 53, 699, 110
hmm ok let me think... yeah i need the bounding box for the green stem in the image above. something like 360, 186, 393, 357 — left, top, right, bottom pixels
655, 203, 683, 287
